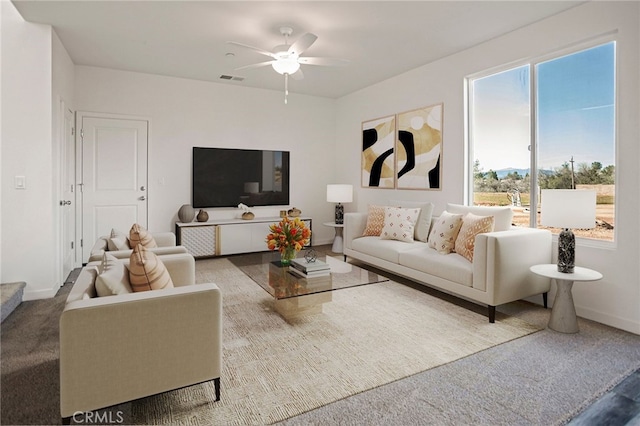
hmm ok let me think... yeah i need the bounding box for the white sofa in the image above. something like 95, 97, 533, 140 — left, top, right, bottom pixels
343, 203, 552, 322
60, 252, 222, 422
88, 231, 186, 262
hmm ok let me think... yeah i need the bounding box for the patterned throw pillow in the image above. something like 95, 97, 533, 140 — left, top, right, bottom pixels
95, 252, 132, 297
389, 200, 434, 242
427, 211, 464, 254
128, 245, 174, 292
380, 206, 421, 242
454, 213, 495, 262
129, 223, 158, 249
362, 205, 388, 236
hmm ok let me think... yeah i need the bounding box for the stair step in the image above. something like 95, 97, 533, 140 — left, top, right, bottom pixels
1, 282, 27, 323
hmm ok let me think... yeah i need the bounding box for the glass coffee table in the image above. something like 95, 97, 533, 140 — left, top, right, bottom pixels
231, 251, 388, 319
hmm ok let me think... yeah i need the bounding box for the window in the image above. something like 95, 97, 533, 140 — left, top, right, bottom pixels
468, 41, 616, 241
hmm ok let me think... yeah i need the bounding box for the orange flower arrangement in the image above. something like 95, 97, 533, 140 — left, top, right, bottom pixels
266, 217, 311, 264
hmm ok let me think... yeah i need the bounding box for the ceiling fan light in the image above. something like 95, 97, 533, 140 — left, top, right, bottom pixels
272, 59, 300, 75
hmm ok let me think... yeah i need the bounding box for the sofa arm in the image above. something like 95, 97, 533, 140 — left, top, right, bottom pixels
88, 245, 189, 263
474, 227, 552, 305
59, 283, 222, 417
153, 232, 177, 247
344, 213, 367, 251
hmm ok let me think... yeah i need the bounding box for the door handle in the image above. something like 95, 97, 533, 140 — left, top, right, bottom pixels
59, 200, 72, 206
139, 196, 146, 201
140, 186, 146, 191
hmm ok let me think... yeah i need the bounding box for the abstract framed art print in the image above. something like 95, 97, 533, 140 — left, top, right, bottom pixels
396, 103, 443, 190
362, 115, 396, 189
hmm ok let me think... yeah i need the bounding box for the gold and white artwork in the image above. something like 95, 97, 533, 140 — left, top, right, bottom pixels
396, 103, 443, 190
362, 115, 396, 189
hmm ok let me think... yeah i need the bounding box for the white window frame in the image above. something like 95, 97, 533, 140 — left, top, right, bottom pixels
465, 35, 618, 247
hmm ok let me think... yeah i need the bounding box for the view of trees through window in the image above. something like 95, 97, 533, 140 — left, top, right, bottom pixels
469, 42, 615, 241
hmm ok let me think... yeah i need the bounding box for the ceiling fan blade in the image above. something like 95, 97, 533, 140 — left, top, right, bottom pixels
287, 32, 317, 56
226, 41, 277, 59
298, 57, 350, 67
234, 60, 275, 71
290, 68, 304, 80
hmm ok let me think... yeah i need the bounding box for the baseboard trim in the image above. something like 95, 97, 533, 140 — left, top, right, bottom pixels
23, 283, 61, 301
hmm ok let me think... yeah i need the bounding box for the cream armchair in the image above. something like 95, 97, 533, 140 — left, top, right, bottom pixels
88, 231, 186, 262
60, 253, 222, 423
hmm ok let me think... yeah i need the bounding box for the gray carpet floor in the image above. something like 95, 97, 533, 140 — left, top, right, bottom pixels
1, 250, 639, 425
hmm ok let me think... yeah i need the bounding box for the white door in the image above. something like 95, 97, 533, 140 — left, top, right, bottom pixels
60, 104, 76, 279
79, 114, 148, 262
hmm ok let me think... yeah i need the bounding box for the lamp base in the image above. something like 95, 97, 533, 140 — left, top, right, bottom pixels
335, 203, 344, 225
557, 228, 575, 273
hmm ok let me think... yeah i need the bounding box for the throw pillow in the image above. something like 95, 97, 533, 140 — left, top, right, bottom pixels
380, 206, 420, 242
129, 223, 158, 249
389, 200, 435, 242
107, 228, 130, 251
446, 204, 513, 232
95, 253, 133, 297
428, 211, 464, 254
454, 213, 495, 262
362, 205, 388, 236
128, 245, 174, 292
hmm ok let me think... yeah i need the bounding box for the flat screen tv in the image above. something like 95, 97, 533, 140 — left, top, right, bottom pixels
192, 147, 290, 208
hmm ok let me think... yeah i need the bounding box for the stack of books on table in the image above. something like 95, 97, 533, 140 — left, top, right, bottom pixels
289, 258, 331, 278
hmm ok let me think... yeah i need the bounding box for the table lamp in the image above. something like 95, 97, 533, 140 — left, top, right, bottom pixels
540, 189, 596, 273
327, 184, 353, 224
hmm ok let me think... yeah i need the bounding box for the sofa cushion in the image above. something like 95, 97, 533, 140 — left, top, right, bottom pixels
362, 205, 387, 236
389, 200, 435, 242
455, 213, 495, 262
95, 253, 133, 297
428, 211, 464, 254
107, 228, 130, 251
446, 204, 513, 232
128, 245, 174, 292
129, 223, 158, 249
352, 236, 420, 264
399, 246, 473, 287
380, 206, 421, 242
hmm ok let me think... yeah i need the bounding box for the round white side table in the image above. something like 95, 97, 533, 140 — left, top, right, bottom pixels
323, 222, 345, 253
530, 264, 603, 334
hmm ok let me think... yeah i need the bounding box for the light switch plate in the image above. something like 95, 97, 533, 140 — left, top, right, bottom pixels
15, 175, 26, 189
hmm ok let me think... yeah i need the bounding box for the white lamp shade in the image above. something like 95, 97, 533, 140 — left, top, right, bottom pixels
327, 184, 353, 203
540, 189, 596, 229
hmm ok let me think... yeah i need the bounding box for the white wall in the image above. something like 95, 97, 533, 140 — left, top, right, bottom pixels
74, 67, 338, 246
335, 2, 640, 334
0, 1, 57, 300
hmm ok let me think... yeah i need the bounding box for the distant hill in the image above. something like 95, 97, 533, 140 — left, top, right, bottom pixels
493, 168, 553, 179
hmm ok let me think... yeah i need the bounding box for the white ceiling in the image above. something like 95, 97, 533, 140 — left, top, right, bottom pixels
12, 1, 583, 99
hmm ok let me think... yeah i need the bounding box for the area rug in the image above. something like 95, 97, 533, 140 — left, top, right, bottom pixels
131, 257, 541, 425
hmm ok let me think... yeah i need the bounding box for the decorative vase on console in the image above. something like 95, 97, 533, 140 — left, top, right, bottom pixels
197, 209, 209, 222
178, 204, 195, 223
238, 203, 254, 220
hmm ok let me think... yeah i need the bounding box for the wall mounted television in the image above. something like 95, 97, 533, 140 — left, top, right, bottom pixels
192, 147, 290, 208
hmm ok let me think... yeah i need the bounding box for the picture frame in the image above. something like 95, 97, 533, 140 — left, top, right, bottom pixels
361, 115, 396, 189
396, 103, 443, 190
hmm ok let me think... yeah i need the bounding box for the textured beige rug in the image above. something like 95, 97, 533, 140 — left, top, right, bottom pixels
131, 257, 540, 425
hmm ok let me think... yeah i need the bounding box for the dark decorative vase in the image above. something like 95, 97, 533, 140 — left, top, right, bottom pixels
557, 228, 575, 273
197, 209, 209, 222
178, 204, 195, 223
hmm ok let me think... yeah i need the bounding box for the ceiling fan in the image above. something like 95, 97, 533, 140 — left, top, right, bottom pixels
227, 27, 349, 103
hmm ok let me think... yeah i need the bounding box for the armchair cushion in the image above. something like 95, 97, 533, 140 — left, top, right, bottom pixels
129, 245, 174, 292
129, 223, 158, 249
95, 253, 132, 297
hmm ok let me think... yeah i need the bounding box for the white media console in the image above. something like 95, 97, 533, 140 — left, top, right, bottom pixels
176, 217, 312, 258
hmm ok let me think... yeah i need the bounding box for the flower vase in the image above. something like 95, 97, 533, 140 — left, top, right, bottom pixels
280, 247, 297, 266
